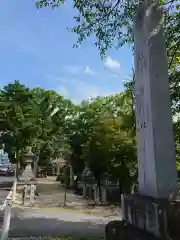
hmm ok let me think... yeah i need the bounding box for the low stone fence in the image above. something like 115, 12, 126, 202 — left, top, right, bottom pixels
74, 180, 83, 195
74, 181, 121, 204
106, 184, 121, 203
121, 193, 180, 239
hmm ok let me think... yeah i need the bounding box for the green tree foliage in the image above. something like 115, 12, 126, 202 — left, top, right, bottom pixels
0, 80, 136, 192
82, 115, 136, 192
66, 92, 137, 192
36, 0, 179, 59
35, 0, 180, 179
0, 80, 34, 160
0, 81, 74, 166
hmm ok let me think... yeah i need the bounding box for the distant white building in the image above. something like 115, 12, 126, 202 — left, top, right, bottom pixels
0, 149, 10, 166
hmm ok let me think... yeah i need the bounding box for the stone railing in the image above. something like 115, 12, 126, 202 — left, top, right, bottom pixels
0, 178, 17, 240
75, 180, 121, 205
121, 193, 180, 239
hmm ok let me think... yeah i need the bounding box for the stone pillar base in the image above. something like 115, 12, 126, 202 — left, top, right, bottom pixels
121, 194, 180, 239
101, 186, 107, 205
83, 184, 87, 198
105, 220, 157, 240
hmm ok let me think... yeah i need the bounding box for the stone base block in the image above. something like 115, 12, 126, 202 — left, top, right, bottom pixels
105, 220, 158, 240
121, 194, 180, 239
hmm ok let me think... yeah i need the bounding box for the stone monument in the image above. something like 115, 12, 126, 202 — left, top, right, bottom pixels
121, 0, 179, 238
134, 0, 178, 198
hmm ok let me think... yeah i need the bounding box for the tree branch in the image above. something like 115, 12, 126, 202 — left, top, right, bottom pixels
168, 40, 180, 69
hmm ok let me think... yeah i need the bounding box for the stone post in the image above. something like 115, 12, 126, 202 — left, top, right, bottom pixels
121, 194, 125, 220
83, 183, 86, 198
83, 183, 88, 198
101, 186, 107, 204
30, 184, 36, 205
134, 0, 178, 199
69, 164, 74, 187
1, 199, 12, 240
101, 177, 108, 205
57, 160, 61, 176
52, 164, 55, 175
22, 185, 28, 205
12, 180, 17, 202
93, 185, 97, 203
94, 185, 100, 205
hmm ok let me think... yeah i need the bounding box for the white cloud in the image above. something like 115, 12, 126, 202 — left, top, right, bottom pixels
104, 56, 121, 75
84, 66, 95, 75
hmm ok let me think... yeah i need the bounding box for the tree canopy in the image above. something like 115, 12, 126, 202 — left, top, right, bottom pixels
1, 78, 180, 190
36, 0, 179, 60
0, 80, 138, 192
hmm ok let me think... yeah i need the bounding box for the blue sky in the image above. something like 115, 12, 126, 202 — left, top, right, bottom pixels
0, 0, 133, 103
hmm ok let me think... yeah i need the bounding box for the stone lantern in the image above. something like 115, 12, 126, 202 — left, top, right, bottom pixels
20, 146, 35, 183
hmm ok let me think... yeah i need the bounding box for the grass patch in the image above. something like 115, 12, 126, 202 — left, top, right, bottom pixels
38, 238, 101, 240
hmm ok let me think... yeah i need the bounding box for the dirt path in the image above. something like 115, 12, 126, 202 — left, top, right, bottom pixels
9, 178, 157, 239
9, 177, 121, 238
35, 177, 94, 208
15, 177, 121, 217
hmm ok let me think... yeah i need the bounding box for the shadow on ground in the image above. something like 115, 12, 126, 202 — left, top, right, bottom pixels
9, 217, 162, 239
9, 216, 105, 238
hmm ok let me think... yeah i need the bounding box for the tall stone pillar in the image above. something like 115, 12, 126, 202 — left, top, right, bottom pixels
105, 1, 179, 239
134, 0, 178, 199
